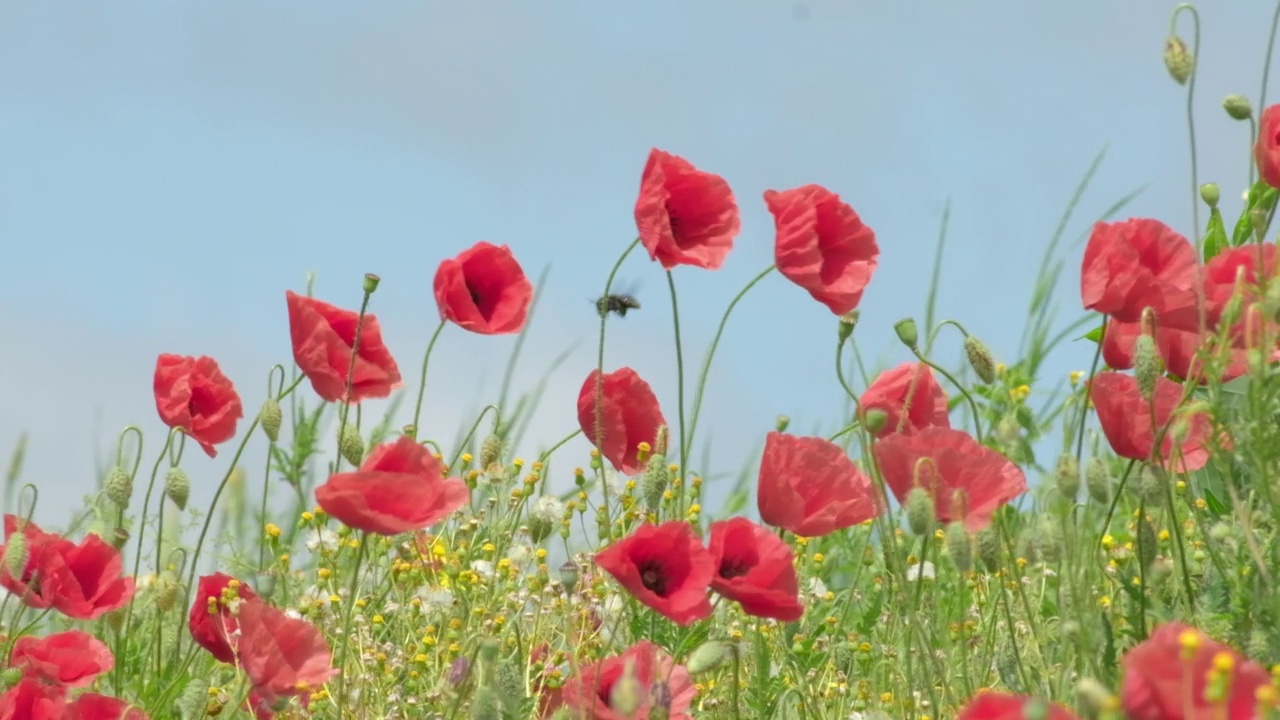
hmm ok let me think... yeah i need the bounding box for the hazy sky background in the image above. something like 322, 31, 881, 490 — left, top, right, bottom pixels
0, 2, 1273, 541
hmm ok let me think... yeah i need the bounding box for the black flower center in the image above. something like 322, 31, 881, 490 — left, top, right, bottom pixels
719, 559, 751, 580
665, 202, 685, 243
640, 561, 668, 596
468, 284, 483, 307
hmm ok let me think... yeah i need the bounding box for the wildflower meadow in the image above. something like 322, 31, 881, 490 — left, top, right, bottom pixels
11, 4, 1280, 720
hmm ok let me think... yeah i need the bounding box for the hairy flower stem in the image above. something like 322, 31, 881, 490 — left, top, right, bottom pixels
409, 320, 449, 442
1074, 318, 1107, 463
915, 354, 984, 442
731, 645, 743, 720
665, 270, 690, 515
447, 404, 501, 472
594, 238, 641, 533
335, 532, 369, 720
686, 265, 775, 453
333, 285, 376, 474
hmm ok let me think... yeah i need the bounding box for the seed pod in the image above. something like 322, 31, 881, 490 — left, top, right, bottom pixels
894, 318, 919, 351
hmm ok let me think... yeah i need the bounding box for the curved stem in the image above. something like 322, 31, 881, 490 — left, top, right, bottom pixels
130, 432, 175, 580
335, 532, 369, 719
409, 320, 449, 440
686, 265, 776, 447
114, 426, 144, 479
665, 270, 689, 515
1173, 4, 1203, 248
447, 405, 500, 473
915, 355, 985, 442
1074, 318, 1108, 463
593, 238, 642, 531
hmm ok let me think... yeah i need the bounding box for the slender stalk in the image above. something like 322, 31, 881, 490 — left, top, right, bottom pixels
593, 238, 642, 532
665, 270, 689, 515
336, 532, 369, 719
1171, 4, 1203, 247
410, 320, 449, 439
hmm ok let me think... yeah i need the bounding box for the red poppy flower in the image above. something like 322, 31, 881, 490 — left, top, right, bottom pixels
1080, 218, 1198, 323
1088, 372, 1213, 473
556, 641, 696, 720
8, 630, 113, 687
708, 517, 803, 622
314, 436, 468, 535
1121, 622, 1270, 720
1255, 104, 1280, 189
756, 432, 880, 537
236, 600, 338, 704
594, 521, 713, 626
188, 572, 261, 665
859, 362, 950, 437
62, 694, 149, 720
874, 427, 1027, 532
577, 368, 666, 476
433, 241, 533, 335
765, 184, 879, 315
0, 516, 72, 610
0, 678, 64, 720
285, 290, 402, 404
153, 354, 244, 458
1203, 245, 1277, 326
634, 148, 740, 271
956, 691, 1080, 720
38, 533, 134, 621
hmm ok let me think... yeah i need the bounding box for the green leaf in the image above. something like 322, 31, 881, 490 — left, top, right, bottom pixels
1231, 181, 1279, 246
1203, 206, 1228, 262
1082, 325, 1104, 343
1204, 487, 1228, 516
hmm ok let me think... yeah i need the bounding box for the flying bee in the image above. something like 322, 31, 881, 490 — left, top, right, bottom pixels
595, 293, 642, 318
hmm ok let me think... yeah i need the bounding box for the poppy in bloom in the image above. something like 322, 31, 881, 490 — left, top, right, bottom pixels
314, 435, 468, 535
1121, 622, 1271, 720
0, 516, 71, 610
594, 521, 713, 626
556, 641, 696, 720
756, 432, 880, 537
38, 532, 134, 620
433, 241, 533, 335
859, 362, 950, 437
153, 354, 244, 458
956, 691, 1080, 720
707, 517, 803, 622
1080, 218, 1198, 323
0, 678, 64, 720
8, 630, 113, 687
634, 148, 740, 271
285, 290, 402, 404
765, 184, 880, 315
577, 368, 666, 476
62, 694, 149, 720
236, 600, 338, 704
874, 427, 1027, 532
1255, 103, 1280, 189
1089, 372, 1214, 473
188, 572, 261, 665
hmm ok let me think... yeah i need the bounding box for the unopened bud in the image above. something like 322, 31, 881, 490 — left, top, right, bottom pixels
339, 425, 364, 466
2, 532, 27, 580
1055, 455, 1081, 501
653, 425, 669, 456
480, 434, 502, 468
1137, 516, 1157, 570
105, 466, 134, 511
905, 486, 935, 537
1077, 678, 1115, 716
640, 454, 669, 511
259, 399, 283, 443
469, 687, 502, 720
447, 657, 471, 687
1138, 465, 1166, 504
964, 335, 997, 384
1200, 183, 1221, 208
944, 522, 971, 573
686, 640, 735, 676
1086, 458, 1112, 505
1223, 94, 1253, 121
1164, 36, 1194, 85
894, 318, 919, 351
775, 415, 791, 433
1134, 333, 1159, 401
165, 467, 191, 511
154, 570, 181, 612
976, 528, 1001, 573
609, 659, 645, 715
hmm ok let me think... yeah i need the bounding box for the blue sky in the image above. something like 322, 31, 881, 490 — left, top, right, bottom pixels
0, 1, 1273, 531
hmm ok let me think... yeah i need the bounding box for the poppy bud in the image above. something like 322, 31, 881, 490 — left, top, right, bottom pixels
259, 398, 283, 443
775, 415, 790, 433
1076, 678, 1116, 717
105, 466, 134, 511
469, 688, 502, 720
905, 486, 935, 537
2, 531, 26, 580
339, 424, 364, 466
1032, 517, 1062, 564
177, 682, 208, 720
1086, 458, 1112, 505
640, 454, 669, 511
1223, 94, 1253, 121
447, 657, 471, 687
862, 408, 888, 435
494, 660, 526, 713
1164, 36, 1194, 85
480, 434, 503, 469
1138, 465, 1165, 504
609, 659, 645, 716
166, 467, 191, 511
557, 560, 580, 592
1200, 182, 1221, 208
1055, 454, 1081, 501
363, 272, 381, 295
963, 335, 997, 384
976, 528, 1001, 572
1134, 333, 1159, 402
528, 514, 553, 545
893, 318, 919, 351
686, 640, 735, 676
944, 522, 971, 573
0, 668, 21, 690
837, 311, 858, 343
154, 570, 181, 612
